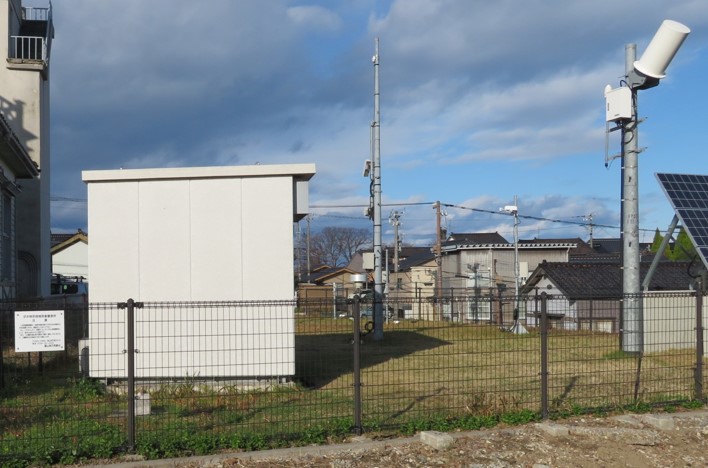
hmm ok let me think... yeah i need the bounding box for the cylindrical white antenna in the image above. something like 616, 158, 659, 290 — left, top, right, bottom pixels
634, 20, 690, 79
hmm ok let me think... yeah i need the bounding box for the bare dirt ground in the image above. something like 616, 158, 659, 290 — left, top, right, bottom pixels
97, 409, 708, 468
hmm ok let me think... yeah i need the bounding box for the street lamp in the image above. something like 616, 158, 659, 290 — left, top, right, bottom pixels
604, 20, 690, 353
501, 197, 527, 334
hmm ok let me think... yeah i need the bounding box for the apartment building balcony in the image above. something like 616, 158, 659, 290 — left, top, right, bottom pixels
7, 4, 54, 74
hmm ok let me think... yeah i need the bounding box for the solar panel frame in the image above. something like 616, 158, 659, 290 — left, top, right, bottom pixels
656, 172, 708, 270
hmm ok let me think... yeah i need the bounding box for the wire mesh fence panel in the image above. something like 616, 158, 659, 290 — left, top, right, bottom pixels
540, 292, 703, 414
0, 299, 127, 465
128, 299, 356, 453
359, 296, 541, 431
641, 292, 704, 402
0, 292, 705, 464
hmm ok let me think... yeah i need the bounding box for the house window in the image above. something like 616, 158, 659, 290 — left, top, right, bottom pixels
1, 193, 11, 281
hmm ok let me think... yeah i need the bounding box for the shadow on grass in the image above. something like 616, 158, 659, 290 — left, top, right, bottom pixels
295, 329, 451, 388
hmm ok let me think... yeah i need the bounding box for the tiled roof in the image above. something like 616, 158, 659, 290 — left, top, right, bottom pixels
303, 267, 357, 284
50, 229, 87, 251
521, 237, 592, 254
444, 232, 509, 246
522, 261, 695, 298
398, 246, 432, 259
397, 250, 436, 271
590, 238, 623, 254
51, 233, 74, 247
589, 238, 652, 255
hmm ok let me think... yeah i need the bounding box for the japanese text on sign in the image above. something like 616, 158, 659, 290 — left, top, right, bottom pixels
15, 310, 65, 352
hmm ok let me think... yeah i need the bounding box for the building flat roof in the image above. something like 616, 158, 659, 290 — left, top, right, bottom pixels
82, 163, 316, 183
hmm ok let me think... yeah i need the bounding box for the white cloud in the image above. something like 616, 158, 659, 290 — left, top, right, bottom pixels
287, 6, 342, 32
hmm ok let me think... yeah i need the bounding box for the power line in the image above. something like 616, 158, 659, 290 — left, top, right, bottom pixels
50, 196, 87, 203
440, 202, 652, 233
48, 193, 658, 236
310, 201, 433, 209
312, 201, 630, 232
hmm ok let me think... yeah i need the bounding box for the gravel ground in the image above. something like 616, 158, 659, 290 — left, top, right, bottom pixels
87, 409, 708, 467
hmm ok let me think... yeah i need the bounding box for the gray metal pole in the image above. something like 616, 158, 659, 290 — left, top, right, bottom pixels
695, 288, 704, 401
393, 213, 399, 319
306, 215, 311, 279
435, 201, 443, 320
540, 292, 549, 419
513, 195, 519, 300
622, 43, 643, 353
352, 298, 362, 434
119, 298, 137, 453
642, 215, 679, 291
372, 38, 384, 340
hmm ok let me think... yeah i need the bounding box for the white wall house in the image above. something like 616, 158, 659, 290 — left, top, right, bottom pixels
0, 0, 52, 298
81, 164, 315, 379
51, 229, 88, 280
0, 0, 54, 297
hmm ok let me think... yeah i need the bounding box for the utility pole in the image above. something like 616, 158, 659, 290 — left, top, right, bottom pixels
434, 201, 443, 321
605, 20, 689, 352
296, 222, 302, 283
509, 196, 527, 334
389, 210, 402, 319
622, 43, 642, 353
582, 214, 595, 248
306, 214, 312, 279
372, 38, 384, 340
512, 196, 519, 301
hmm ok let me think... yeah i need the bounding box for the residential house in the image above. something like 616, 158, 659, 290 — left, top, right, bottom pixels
296, 265, 359, 315
572, 237, 653, 263
0, 0, 52, 298
0, 106, 37, 299
388, 248, 437, 320
521, 260, 696, 332
439, 233, 579, 321
51, 229, 88, 281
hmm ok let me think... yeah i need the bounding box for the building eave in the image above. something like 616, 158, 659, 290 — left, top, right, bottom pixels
442, 242, 576, 253
0, 113, 38, 178
50, 233, 88, 255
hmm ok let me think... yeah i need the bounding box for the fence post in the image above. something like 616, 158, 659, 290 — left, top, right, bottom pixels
488, 291, 494, 324
352, 298, 363, 435
696, 290, 704, 401
0, 308, 4, 389
540, 292, 549, 419
118, 298, 143, 453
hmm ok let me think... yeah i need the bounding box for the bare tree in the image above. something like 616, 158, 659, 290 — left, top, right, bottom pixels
310, 227, 371, 267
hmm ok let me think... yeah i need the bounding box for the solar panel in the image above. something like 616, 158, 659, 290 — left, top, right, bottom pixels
656, 173, 708, 270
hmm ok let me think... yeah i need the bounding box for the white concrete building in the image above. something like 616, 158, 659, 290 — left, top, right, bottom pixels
0, 1, 53, 298
81, 164, 315, 379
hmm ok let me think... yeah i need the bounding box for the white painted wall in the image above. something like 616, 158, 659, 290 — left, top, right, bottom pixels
51, 240, 88, 279
643, 292, 708, 354
82, 164, 315, 378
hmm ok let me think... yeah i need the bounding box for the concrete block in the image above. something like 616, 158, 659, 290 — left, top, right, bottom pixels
638, 414, 675, 431
420, 431, 454, 450
535, 423, 569, 437
571, 427, 660, 446
610, 415, 644, 428
136, 392, 151, 416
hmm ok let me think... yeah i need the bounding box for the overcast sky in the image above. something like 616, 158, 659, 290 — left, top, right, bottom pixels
44, 0, 708, 246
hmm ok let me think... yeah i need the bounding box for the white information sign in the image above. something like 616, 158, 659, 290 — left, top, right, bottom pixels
15, 310, 65, 352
